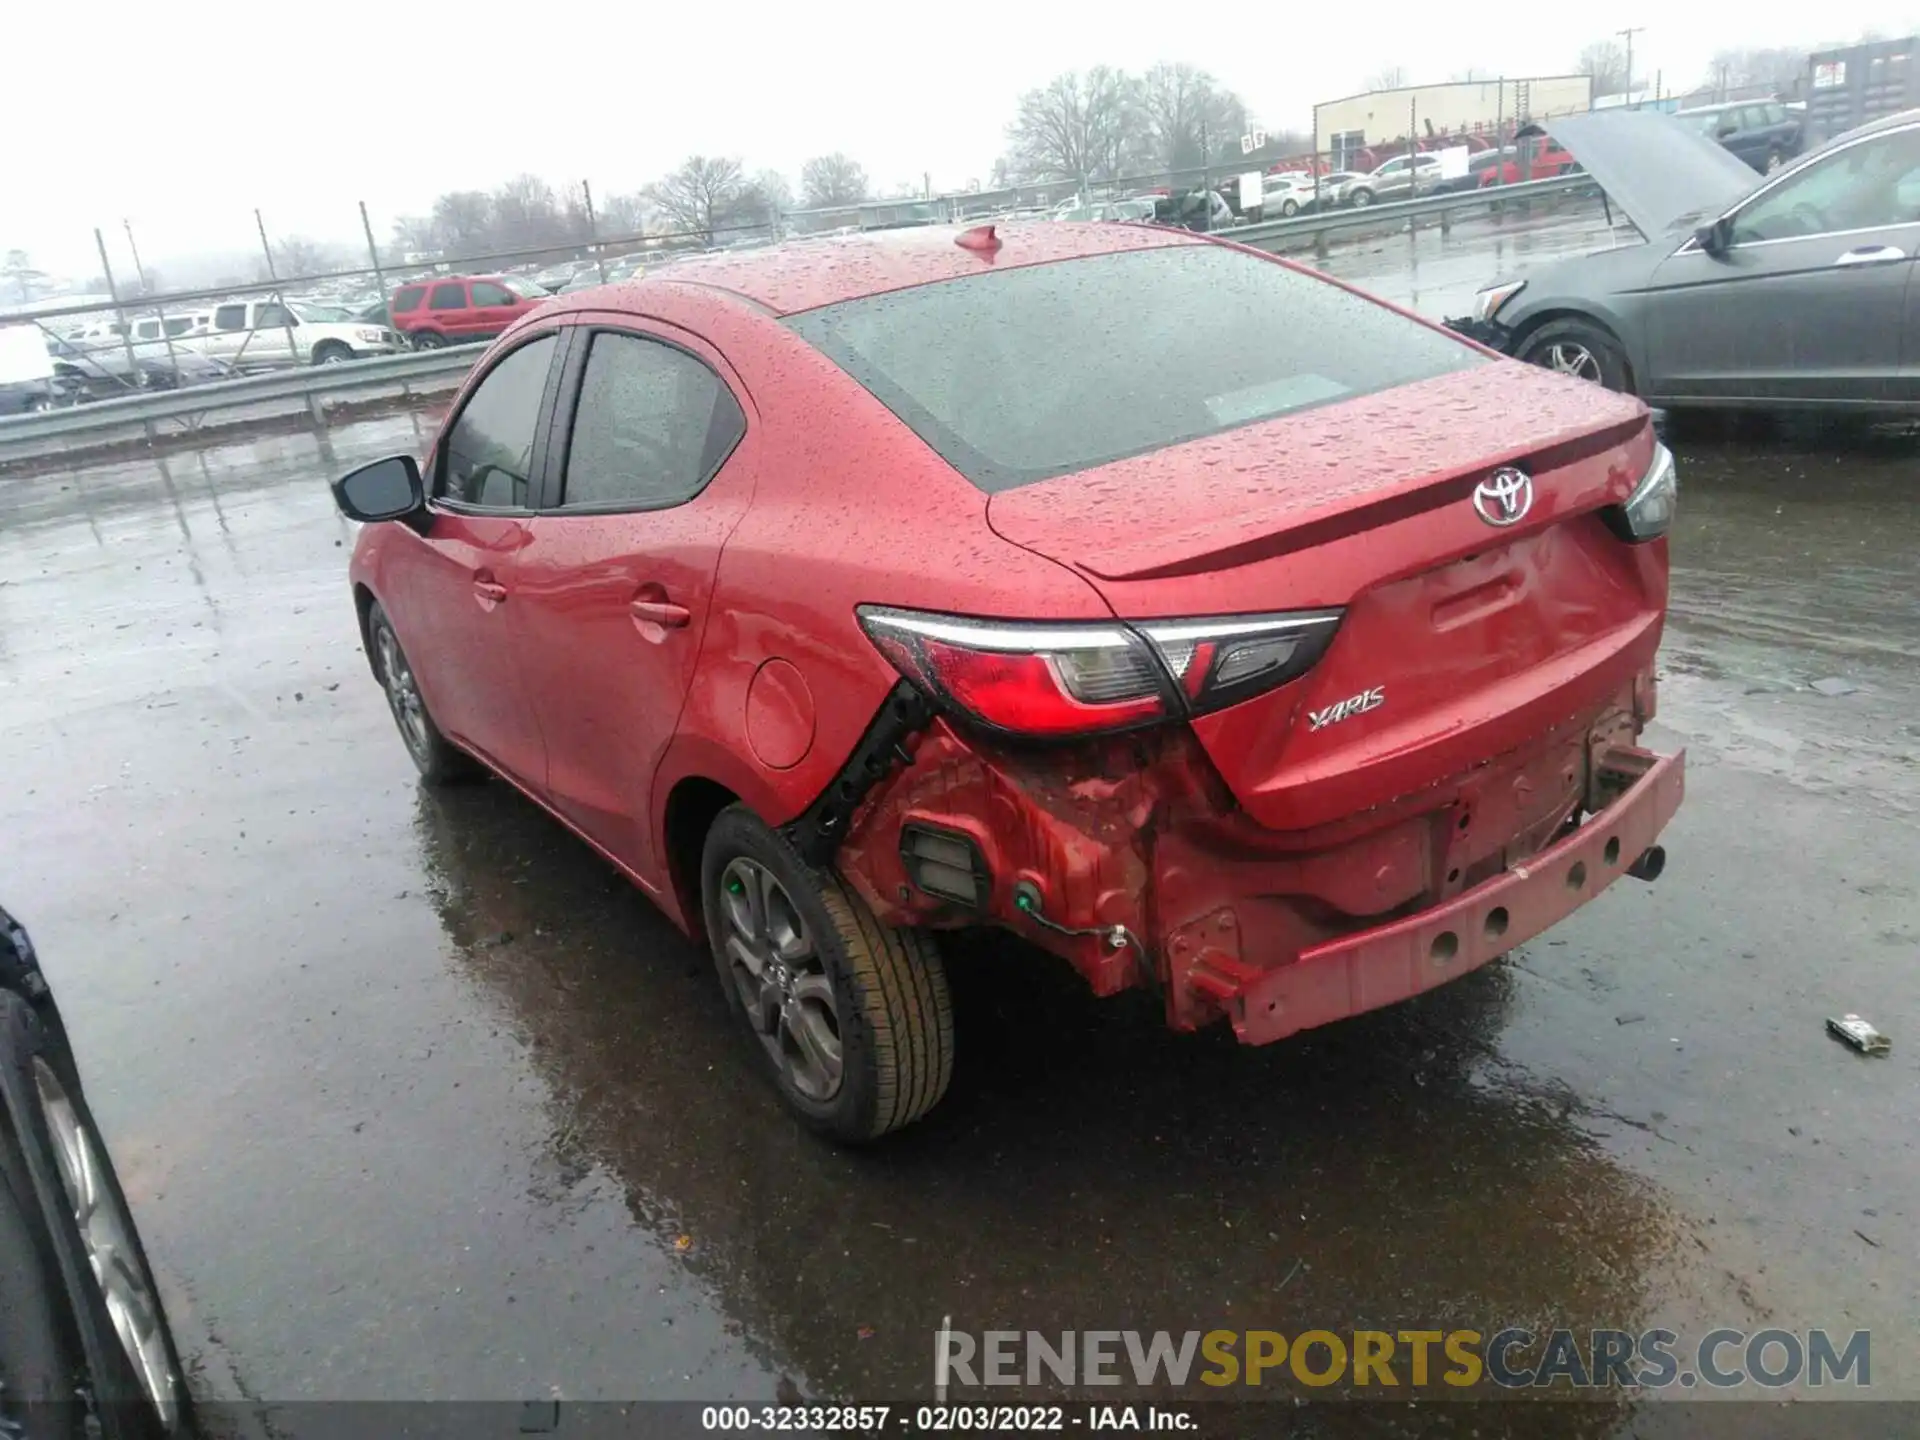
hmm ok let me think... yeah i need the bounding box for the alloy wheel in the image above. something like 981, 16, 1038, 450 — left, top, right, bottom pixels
376, 624, 431, 760
1541, 342, 1602, 383
32, 1059, 179, 1428
719, 858, 843, 1102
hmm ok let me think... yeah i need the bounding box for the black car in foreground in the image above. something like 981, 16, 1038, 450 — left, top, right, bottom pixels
0, 904, 190, 1439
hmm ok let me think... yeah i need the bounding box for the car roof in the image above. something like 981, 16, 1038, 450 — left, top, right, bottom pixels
555, 221, 1203, 317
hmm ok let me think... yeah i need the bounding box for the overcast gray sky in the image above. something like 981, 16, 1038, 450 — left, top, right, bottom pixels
7, 0, 1918, 275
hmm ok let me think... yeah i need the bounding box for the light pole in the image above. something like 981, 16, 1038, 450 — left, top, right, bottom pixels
1619, 27, 1644, 104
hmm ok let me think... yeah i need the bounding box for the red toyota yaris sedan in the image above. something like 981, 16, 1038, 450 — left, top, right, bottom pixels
332, 222, 1683, 1142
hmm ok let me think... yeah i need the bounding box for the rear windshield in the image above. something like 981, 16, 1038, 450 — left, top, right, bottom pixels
785, 244, 1482, 491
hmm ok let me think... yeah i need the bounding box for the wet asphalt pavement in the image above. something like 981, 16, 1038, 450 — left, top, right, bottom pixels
2, 310, 1918, 1432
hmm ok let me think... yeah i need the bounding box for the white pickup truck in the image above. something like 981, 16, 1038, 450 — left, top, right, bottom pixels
190, 299, 404, 369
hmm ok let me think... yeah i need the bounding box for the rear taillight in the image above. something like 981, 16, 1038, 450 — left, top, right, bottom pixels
857, 606, 1341, 739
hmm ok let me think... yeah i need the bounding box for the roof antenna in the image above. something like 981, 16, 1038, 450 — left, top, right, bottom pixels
954, 224, 1001, 254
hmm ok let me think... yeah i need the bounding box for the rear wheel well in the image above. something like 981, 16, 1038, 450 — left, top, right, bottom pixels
1508, 309, 1637, 393
665, 777, 739, 942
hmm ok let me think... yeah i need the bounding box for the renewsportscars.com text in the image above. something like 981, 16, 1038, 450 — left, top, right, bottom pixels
935, 1327, 1870, 1392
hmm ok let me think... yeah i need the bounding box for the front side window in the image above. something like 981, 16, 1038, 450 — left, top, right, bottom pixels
164, 317, 195, 337
428, 282, 468, 311
213, 304, 247, 332
470, 281, 514, 306
560, 332, 744, 509
393, 285, 427, 313
1730, 127, 1920, 243
255, 303, 294, 328
438, 336, 557, 508
134, 320, 160, 340
787, 244, 1481, 493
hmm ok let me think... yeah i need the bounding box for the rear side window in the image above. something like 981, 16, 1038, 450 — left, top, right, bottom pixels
428, 283, 468, 311
439, 336, 557, 508
561, 332, 744, 509
393, 285, 427, 313
786, 245, 1482, 492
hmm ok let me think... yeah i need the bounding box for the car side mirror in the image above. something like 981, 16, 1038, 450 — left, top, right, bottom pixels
333, 454, 424, 524
1694, 220, 1729, 256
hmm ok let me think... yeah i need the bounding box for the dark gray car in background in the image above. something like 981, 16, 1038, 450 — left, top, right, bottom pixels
1452, 107, 1920, 413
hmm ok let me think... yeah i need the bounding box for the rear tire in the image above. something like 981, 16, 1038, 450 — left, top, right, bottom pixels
0, 993, 189, 1438
1348, 187, 1374, 207
701, 805, 953, 1143
1515, 317, 1633, 393
310, 342, 353, 366
1280, 198, 1299, 217
366, 602, 481, 786
410, 331, 446, 351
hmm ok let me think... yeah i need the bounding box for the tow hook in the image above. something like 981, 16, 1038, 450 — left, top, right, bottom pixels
1626, 845, 1667, 882
1012, 880, 1137, 952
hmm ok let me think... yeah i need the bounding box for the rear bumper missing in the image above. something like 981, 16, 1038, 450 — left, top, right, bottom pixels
1217, 747, 1684, 1046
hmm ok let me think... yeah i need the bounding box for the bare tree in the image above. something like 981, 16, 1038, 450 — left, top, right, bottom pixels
644, 156, 749, 244
752, 169, 794, 227
265, 236, 338, 280
1577, 39, 1629, 97
432, 190, 494, 255
1139, 62, 1248, 171
389, 215, 436, 257
799, 152, 870, 208
3, 248, 44, 302
597, 191, 649, 239
1004, 66, 1143, 183
491, 173, 565, 253
1365, 66, 1410, 92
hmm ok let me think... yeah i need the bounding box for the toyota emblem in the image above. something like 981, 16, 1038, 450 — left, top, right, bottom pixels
1472, 467, 1534, 527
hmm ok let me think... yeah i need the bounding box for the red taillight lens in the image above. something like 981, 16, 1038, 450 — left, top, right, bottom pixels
860, 610, 1173, 738
859, 606, 1343, 738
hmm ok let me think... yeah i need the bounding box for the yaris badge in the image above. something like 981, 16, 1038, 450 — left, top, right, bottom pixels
1472, 467, 1534, 527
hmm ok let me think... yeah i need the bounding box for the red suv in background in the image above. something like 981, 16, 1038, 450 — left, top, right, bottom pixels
390, 275, 550, 349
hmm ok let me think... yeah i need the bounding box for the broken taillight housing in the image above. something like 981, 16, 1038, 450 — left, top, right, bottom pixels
857, 606, 1342, 738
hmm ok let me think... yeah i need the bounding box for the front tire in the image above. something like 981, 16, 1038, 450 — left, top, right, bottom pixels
1516, 317, 1633, 393
1348, 187, 1374, 207
367, 602, 480, 785
701, 806, 953, 1143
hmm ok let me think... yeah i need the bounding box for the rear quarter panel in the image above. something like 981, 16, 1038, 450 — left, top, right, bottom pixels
652, 309, 1113, 849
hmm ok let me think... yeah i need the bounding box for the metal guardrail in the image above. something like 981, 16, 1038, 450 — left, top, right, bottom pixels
0, 344, 486, 462
1228, 171, 1598, 250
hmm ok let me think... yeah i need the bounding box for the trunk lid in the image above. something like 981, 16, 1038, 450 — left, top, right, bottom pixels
987, 363, 1667, 832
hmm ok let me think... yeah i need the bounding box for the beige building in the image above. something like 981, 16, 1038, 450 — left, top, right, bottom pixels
1314, 76, 1594, 165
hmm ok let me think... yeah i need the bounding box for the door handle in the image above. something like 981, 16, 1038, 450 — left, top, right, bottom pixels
473, 579, 508, 603
629, 599, 691, 628
1834, 245, 1908, 266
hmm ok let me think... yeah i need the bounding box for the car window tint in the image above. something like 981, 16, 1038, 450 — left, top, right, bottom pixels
470, 281, 514, 306
1765, 102, 1788, 125
256, 303, 293, 327
428, 283, 468, 311
164, 317, 194, 336
561, 332, 743, 509
134, 321, 158, 340
393, 285, 427, 312
788, 244, 1481, 493
439, 336, 556, 508
1731, 127, 1920, 242
213, 304, 247, 331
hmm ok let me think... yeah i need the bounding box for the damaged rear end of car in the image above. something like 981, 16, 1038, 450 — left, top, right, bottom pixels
787, 238, 1685, 1046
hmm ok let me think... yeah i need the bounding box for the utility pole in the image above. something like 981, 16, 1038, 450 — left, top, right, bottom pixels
1618, 27, 1644, 103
